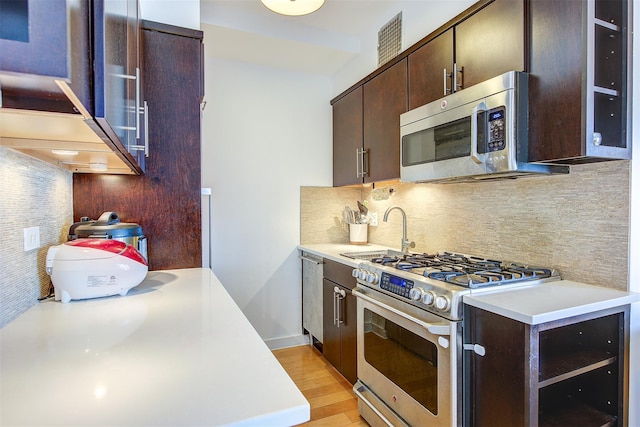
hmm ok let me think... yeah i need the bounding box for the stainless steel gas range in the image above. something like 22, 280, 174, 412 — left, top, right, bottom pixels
341, 250, 560, 427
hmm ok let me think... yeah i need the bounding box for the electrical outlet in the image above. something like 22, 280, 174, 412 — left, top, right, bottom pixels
369, 212, 378, 227
23, 226, 40, 251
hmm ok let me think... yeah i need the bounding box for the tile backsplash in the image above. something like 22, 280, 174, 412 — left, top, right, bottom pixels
0, 147, 73, 327
301, 161, 630, 291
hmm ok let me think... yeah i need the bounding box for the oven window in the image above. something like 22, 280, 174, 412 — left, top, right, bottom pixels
363, 309, 438, 414
402, 117, 471, 166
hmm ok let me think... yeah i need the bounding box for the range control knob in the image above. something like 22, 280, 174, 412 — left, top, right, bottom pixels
358, 269, 368, 280
408, 288, 423, 301
351, 269, 359, 278
365, 272, 379, 285
421, 291, 436, 306
434, 295, 451, 311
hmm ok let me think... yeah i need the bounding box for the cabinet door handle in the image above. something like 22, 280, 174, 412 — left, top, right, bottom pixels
143, 101, 149, 157
129, 101, 149, 156
334, 286, 346, 327
333, 286, 338, 326
135, 67, 141, 139
356, 148, 368, 179
443, 68, 452, 95
454, 63, 464, 92
361, 149, 368, 178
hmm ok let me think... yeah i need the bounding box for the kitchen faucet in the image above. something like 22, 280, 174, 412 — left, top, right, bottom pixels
383, 206, 415, 254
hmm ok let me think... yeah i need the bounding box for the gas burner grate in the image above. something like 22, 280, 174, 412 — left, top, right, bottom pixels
368, 251, 558, 288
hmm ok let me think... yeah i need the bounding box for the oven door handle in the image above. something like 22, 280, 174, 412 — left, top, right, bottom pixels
352, 288, 451, 336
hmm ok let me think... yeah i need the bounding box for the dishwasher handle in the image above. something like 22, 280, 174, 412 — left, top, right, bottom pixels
299, 255, 323, 265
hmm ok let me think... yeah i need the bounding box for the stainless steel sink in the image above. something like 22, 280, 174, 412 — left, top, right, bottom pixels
339, 249, 404, 261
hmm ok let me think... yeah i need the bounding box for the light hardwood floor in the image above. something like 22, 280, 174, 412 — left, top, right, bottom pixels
273, 345, 369, 426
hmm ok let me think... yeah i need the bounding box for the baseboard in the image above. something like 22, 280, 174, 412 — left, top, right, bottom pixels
264, 334, 309, 350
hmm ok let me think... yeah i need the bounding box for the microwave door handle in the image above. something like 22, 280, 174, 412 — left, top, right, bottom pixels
471, 102, 488, 164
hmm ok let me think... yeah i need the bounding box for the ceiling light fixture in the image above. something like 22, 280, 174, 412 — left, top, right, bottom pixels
260, 0, 325, 16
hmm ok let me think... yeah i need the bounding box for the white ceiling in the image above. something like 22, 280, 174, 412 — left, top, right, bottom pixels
200, 0, 427, 76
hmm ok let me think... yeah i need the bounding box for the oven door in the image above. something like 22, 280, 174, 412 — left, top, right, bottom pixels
353, 286, 461, 427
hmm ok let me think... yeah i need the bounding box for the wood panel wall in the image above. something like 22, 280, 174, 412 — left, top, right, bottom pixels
73, 21, 203, 271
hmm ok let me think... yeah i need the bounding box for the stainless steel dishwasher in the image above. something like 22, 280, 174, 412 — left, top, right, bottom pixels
300, 251, 323, 349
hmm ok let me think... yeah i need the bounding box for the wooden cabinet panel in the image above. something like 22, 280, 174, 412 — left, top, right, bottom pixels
322, 278, 343, 374
528, 0, 631, 162
324, 259, 356, 290
322, 259, 358, 384
465, 307, 527, 426
341, 290, 358, 385
455, 0, 525, 90
0, 0, 77, 86
528, 0, 583, 161
332, 87, 363, 187
73, 22, 203, 271
363, 59, 407, 183
408, 29, 454, 109
464, 305, 628, 427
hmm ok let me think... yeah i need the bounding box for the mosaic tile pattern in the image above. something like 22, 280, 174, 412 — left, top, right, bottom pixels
0, 147, 73, 327
301, 161, 630, 290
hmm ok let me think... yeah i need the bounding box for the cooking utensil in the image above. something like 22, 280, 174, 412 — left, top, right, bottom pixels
357, 201, 368, 216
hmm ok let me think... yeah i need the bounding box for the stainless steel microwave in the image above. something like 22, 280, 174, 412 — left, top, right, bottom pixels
400, 71, 568, 183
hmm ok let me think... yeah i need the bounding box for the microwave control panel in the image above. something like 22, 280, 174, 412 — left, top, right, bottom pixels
486, 107, 506, 152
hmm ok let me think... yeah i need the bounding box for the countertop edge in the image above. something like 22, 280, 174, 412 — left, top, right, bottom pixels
298, 243, 397, 268
464, 281, 640, 325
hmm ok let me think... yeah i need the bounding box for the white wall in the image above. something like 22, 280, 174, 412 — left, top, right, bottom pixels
139, 0, 200, 29
200, 50, 332, 348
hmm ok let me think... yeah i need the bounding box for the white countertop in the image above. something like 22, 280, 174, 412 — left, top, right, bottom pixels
299, 243, 639, 325
464, 279, 640, 325
0, 268, 310, 427
298, 243, 397, 268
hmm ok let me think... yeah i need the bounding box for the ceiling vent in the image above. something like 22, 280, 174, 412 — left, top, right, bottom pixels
378, 12, 402, 67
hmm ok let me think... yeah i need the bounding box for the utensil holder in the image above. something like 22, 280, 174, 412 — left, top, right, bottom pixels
349, 223, 368, 245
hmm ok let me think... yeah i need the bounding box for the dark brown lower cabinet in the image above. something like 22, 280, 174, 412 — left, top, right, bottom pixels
322, 260, 357, 385
464, 305, 629, 427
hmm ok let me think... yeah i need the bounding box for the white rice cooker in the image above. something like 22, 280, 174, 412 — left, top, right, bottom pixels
46, 239, 148, 303
68, 212, 147, 261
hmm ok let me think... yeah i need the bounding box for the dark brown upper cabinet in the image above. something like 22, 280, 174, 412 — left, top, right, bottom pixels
408, 0, 525, 110
0, 0, 147, 174
407, 29, 454, 111
363, 59, 408, 183
332, 60, 407, 187
528, 0, 631, 162
93, 0, 148, 172
333, 86, 363, 187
